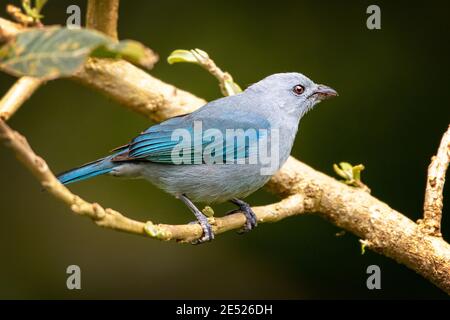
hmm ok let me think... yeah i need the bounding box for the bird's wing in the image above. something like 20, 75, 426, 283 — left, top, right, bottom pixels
111, 107, 271, 164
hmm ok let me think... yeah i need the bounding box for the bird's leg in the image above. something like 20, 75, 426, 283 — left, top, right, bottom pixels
178, 194, 214, 244
228, 198, 258, 233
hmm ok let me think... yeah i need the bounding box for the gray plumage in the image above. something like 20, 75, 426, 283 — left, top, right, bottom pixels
58, 72, 337, 242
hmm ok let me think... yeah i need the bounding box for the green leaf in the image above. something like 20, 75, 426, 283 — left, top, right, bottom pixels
0, 27, 156, 80
334, 162, 358, 182
361, 241, 367, 255
21, 0, 34, 17
333, 161, 369, 191
167, 49, 208, 65
35, 0, 48, 12
352, 164, 364, 181
92, 40, 157, 69
22, 0, 48, 22
168, 48, 242, 96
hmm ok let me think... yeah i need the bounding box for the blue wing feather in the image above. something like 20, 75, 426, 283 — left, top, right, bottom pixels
112, 101, 271, 165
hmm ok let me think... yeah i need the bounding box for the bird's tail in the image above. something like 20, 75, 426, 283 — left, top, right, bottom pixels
57, 155, 117, 185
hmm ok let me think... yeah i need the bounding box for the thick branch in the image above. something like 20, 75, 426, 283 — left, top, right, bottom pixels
0, 17, 449, 293
268, 158, 450, 293
71, 60, 450, 292
420, 125, 450, 237
2, 114, 449, 291
86, 0, 120, 40
73, 59, 205, 122
0, 77, 43, 121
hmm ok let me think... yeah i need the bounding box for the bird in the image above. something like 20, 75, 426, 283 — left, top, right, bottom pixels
57, 72, 337, 243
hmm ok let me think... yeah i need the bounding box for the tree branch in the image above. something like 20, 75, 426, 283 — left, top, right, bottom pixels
73, 59, 205, 122
0, 118, 306, 243
0, 17, 449, 293
419, 125, 450, 237
6, 4, 35, 27
0, 17, 23, 41
267, 158, 450, 293
0, 77, 43, 121
0, 119, 147, 233
173, 49, 241, 96
86, 0, 120, 40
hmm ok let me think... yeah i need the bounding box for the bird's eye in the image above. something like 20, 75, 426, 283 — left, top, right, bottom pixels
293, 85, 305, 95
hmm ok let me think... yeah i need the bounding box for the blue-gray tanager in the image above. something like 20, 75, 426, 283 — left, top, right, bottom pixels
57, 73, 337, 243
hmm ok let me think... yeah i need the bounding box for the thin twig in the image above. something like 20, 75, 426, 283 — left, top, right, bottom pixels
0, 77, 43, 121
0, 119, 146, 233
190, 49, 238, 96
6, 4, 34, 27
420, 125, 450, 237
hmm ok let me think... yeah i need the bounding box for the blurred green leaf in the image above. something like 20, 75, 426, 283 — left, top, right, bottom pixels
92, 40, 158, 69
0, 27, 156, 80
22, 0, 48, 22
35, 0, 48, 12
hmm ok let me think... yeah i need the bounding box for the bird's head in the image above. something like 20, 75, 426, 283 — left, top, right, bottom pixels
246, 72, 337, 118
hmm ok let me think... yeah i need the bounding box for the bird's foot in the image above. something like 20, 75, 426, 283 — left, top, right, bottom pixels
228, 199, 258, 234
190, 217, 215, 245
178, 194, 215, 245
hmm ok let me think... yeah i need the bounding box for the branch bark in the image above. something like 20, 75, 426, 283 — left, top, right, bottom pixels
0, 17, 449, 294
0, 77, 43, 121
86, 0, 120, 40
268, 158, 450, 293
0, 17, 23, 40
73, 59, 205, 122
420, 125, 450, 237
0, 119, 146, 234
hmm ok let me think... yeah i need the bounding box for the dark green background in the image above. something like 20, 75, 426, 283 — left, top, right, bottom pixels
0, 0, 449, 299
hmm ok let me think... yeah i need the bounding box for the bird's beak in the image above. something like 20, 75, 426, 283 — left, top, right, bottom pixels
311, 84, 338, 101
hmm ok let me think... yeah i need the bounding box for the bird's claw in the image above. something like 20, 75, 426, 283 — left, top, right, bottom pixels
242, 207, 258, 233
226, 205, 258, 234
190, 219, 214, 245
